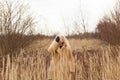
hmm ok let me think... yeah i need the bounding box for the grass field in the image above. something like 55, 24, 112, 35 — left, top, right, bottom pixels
0, 38, 120, 80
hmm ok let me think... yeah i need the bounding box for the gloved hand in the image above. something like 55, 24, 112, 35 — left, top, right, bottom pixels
55, 36, 64, 48
55, 36, 60, 42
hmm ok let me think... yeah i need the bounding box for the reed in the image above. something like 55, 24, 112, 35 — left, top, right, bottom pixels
0, 46, 120, 80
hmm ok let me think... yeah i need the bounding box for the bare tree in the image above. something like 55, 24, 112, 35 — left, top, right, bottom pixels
73, 0, 88, 34
79, 0, 88, 33
96, 0, 120, 45
0, 1, 35, 35
0, 1, 35, 56
111, 0, 120, 26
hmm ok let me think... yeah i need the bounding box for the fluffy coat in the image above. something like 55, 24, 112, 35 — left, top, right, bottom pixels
48, 35, 75, 80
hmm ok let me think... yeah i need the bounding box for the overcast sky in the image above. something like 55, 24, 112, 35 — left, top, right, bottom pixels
21, 0, 115, 35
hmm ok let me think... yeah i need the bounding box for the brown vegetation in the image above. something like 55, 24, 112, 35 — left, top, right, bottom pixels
0, 0, 120, 80
0, 46, 120, 80
96, 0, 120, 45
0, 1, 35, 56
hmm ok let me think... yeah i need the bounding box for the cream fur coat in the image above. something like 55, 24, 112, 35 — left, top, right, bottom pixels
48, 35, 75, 80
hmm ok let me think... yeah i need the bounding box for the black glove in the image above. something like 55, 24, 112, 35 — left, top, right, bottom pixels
55, 36, 60, 42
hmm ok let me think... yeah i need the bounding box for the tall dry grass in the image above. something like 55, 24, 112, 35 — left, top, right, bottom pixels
0, 46, 120, 80
74, 46, 120, 80
0, 49, 50, 80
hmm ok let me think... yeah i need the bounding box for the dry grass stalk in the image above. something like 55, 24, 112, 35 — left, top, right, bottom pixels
0, 46, 120, 80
